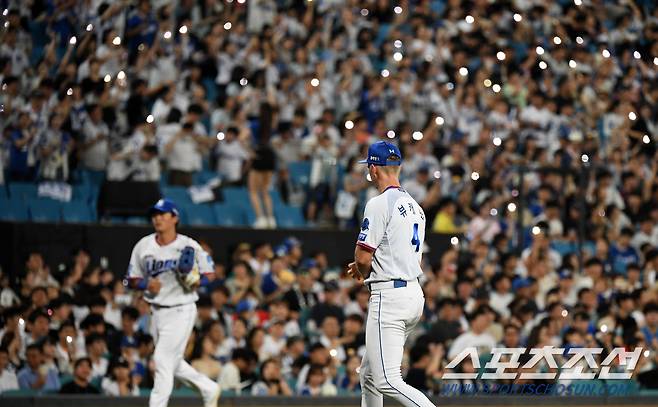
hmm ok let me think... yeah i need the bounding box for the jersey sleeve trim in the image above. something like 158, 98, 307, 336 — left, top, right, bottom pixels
356, 242, 376, 253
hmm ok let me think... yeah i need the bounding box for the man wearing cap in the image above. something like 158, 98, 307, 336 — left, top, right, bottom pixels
126, 198, 221, 407
347, 141, 435, 407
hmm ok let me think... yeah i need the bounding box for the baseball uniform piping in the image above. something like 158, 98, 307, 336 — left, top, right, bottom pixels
378, 292, 421, 407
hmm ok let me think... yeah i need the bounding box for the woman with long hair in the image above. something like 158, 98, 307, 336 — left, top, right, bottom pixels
101, 357, 139, 396
251, 358, 292, 396
190, 337, 222, 381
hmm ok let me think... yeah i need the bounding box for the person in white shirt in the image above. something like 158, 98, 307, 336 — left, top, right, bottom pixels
0, 347, 18, 394
163, 106, 213, 186
519, 93, 553, 145
101, 357, 140, 396
447, 306, 497, 360
467, 197, 502, 244
318, 316, 346, 363
95, 30, 124, 78
130, 145, 161, 182
216, 127, 250, 185
216, 348, 258, 395
54, 323, 77, 375
151, 86, 188, 125
489, 273, 513, 320
126, 198, 220, 407
85, 334, 109, 381
261, 320, 286, 360
80, 104, 110, 172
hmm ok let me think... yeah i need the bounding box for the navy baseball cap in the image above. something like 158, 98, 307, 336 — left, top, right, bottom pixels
358, 141, 402, 166
149, 198, 179, 217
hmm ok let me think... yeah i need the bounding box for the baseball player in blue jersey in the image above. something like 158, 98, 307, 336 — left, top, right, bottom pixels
347, 141, 435, 407
126, 199, 221, 407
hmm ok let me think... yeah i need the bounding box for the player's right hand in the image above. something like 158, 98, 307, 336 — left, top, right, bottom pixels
347, 262, 364, 283
147, 278, 161, 295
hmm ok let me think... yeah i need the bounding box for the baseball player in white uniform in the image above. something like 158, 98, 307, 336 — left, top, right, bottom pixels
126, 198, 221, 407
347, 141, 435, 407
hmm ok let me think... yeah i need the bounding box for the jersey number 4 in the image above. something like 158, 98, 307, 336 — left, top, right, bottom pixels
411, 223, 420, 252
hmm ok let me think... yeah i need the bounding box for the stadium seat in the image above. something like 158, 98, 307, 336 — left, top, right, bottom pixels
78, 169, 106, 187
62, 201, 95, 223
193, 170, 219, 186
181, 204, 216, 226
161, 186, 194, 206
0, 199, 29, 221
172, 386, 197, 396
28, 199, 62, 222
8, 182, 38, 200
288, 161, 312, 186
0, 186, 7, 200
126, 216, 149, 225
213, 203, 246, 227
269, 188, 284, 206
0, 388, 38, 396
274, 205, 306, 228
222, 186, 249, 203
72, 184, 93, 203
551, 240, 577, 256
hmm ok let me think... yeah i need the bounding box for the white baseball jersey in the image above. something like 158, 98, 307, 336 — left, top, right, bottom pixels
127, 233, 214, 306
356, 186, 425, 283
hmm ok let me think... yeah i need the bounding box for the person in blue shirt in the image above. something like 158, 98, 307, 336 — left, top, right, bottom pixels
9, 112, 38, 181
641, 302, 658, 349
125, 0, 158, 55
17, 343, 60, 392
609, 227, 640, 275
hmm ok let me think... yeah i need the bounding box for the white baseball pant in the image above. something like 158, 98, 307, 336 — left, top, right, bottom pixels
359, 280, 435, 407
149, 302, 217, 407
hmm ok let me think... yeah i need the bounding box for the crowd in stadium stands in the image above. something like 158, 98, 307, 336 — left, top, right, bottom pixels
2, 232, 658, 397
2, 0, 658, 397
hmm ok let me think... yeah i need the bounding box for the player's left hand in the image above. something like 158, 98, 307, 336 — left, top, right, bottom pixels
347, 262, 364, 283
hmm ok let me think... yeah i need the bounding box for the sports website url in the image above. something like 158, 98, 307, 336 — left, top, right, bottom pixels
440, 382, 634, 396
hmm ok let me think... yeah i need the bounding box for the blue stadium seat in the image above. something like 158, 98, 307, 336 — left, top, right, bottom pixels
161, 186, 194, 206
193, 170, 219, 186
288, 161, 312, 186
78, 169, 105, 187
28, 199, 62, 222
270, 188, 284, 206
72, 184, 93, 203
0, 185, 7, 200
222, 186, 249, 203
62, 201, 95, 223
8, 182, 38, 200
0, 389, 38, 396
213, 203, 246, 227
274, 205, 306, 228
551, 240, 576, 256
0, 199, 29, 221
181, 204, 216, 226
126, 216, 149, 225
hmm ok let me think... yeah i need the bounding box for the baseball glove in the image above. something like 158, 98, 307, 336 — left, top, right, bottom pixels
177, 246, 200, 292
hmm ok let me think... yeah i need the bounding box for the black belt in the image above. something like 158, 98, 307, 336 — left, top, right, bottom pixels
367, 279, 408, 291
151, 303, 184, 309
367, 277, 421, 292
